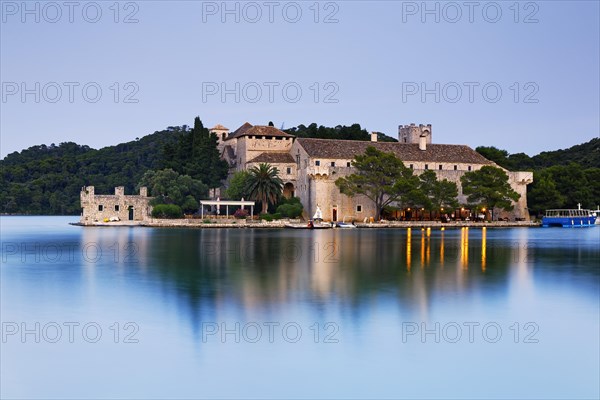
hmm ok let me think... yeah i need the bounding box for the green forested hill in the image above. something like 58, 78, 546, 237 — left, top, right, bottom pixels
1, 127, 180, 214
476, 138, 600, 214
476, 138, 600, 171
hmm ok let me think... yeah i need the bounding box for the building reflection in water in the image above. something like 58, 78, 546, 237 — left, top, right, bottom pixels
132, 227, 538, 331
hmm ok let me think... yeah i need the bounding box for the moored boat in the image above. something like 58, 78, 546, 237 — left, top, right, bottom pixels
541, 209, 596, 227
285, 220, 332, 229
335, 216, 357, 229
592, 207, 600, 225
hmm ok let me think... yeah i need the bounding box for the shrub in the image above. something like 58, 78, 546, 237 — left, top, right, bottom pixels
272, 213, 282, 220
181, 195, 199, 214
152, 204, 183, 219
259, 213, 273, 222
233, 208, 249, 219
276, 203, 303, 218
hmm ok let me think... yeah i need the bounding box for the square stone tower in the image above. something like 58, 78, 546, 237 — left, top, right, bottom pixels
398, 123, 432, 144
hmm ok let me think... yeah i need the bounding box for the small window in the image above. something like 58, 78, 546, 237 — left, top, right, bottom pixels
409, 164, 413, 169
315, 160, 321, 166
98, 205, 103, 211
439, 165, 443, 170
468, 166, 472, 171
356, 205, 362, 213
346, 162, 351, 167
331, 162, 335, 167
114, 205, 119, 211
286, 167, 292, 174
425, 164, 429, 170
454, 165, 458, 170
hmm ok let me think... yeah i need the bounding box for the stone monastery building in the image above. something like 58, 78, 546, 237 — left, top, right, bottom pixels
79, 122, 533, 224
214, 122, 533, 221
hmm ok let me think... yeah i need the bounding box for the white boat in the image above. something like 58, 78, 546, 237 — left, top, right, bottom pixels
592, 206, 600, 224
336, 216, 357, 229
285, 221, 332, 229
313, 206, 323, 220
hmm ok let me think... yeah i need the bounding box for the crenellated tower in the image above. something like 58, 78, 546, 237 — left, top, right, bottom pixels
398, 123, 432, 145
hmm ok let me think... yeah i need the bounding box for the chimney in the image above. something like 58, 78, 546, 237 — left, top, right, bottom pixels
139, 187, 148, 197
115, 186, 125, 196
370, 132, 378, 142
419, 134, 427, 151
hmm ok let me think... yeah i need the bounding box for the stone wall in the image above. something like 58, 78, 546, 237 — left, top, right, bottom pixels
80, 186, 152, 225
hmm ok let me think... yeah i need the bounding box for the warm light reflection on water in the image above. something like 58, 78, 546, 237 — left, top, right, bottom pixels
406, 228, 411, 271
461, 227, 469, 269
482, 227, 487, 271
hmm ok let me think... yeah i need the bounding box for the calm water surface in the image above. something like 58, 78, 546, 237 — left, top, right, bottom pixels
1, 216, 599, 399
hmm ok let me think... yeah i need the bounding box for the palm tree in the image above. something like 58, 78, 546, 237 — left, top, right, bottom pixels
245, 163, 283, 214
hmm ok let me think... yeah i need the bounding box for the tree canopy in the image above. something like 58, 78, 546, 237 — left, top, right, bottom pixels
161, 117, 228, 189
416, 170, 459, 211
244, 163, 283, 214
285, 123, 398, 142
138, 168, 208, 213
225, 170, 251, 200
335, 146, 418, 220
460, 166, 521, 219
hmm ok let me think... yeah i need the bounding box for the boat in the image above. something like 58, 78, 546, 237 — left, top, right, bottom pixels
313, 206, 323, 221
541, 208, 596, 227
336, 216, 357, 229
285, 220, 332, 229
592, 206, 600, 225
285, 206, 334, 229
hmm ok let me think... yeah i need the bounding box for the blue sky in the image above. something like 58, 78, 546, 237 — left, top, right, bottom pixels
1, 0, 599, 157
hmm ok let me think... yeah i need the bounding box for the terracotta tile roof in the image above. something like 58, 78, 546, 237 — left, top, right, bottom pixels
296, 138, 494, 165
226, 123, 294, 140
248, 152, 295, 164
210, 124, 229, 130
